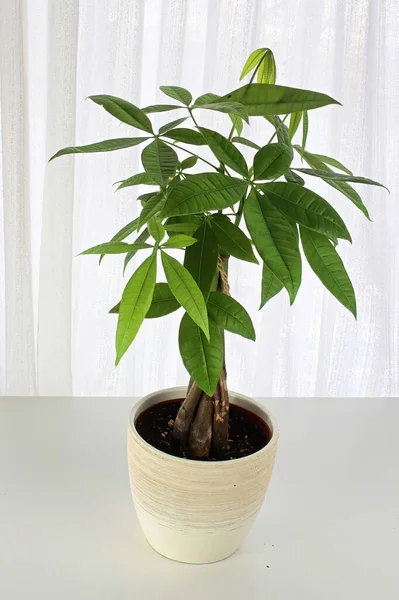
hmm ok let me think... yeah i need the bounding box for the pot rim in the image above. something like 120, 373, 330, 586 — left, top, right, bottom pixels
128, 386, 278, 466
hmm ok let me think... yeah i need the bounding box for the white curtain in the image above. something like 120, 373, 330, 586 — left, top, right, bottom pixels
1, 0, 398, 397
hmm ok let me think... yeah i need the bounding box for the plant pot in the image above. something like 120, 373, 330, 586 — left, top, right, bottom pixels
127, 386, 278, 564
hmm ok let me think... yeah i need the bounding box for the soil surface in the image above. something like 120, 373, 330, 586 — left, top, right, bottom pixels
135, 398, 271, 461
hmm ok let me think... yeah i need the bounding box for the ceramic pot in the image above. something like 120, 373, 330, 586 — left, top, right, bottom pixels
127, 386, 278, 564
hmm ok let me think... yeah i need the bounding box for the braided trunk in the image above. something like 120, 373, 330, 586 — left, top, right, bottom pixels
173, 255, 230, 459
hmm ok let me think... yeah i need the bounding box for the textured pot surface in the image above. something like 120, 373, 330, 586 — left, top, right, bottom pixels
127, 387, 278, 564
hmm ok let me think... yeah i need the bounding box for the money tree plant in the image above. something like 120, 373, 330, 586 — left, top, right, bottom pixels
51, 48, 386, 459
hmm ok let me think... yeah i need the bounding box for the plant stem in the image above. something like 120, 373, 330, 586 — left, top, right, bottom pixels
162, 139, 218, 171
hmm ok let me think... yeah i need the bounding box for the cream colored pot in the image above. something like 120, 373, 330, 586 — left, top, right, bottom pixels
127, 387, 278, 564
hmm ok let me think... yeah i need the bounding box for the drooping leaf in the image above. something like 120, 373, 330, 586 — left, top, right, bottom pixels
193, 93, 220, 106
115, 172, 156, 190
164, 218, 201, 235
244, 190, 301, 303
229, 114, 243, 136
81, 241, 151, 255
240, 48, 267, 80
146, 282, 180, 318
141, 139, 178, 187
158, 117, 189, 135
288, 111, 302, 141
138, 193, 165, 228
259, 182, 352, 242
260, 263, 284, 308
115, 251, 157, 365
123, 228, 150, 273
162, 172, 248, 217
210, 214, 258, 263
293, 146, 371, 219
301, 110, 309, 157
49, 137, 151, 161
180, 155, 198, 170
194, 101, 249, 123
161, 251, 209, 338
300, 227, 356, 317
160, 85, 192, 106
293, 168, 388, 190
89, 95, 153, 133
284, 170, 305, 185
178, 313, 223, 396
147, 217, 165, 243
161, 234, 198, 249
163, 128, 206, 145
308, 153, 353, 175
265, 115, 290, 145
207, 291, 255, 340
137, 191, 159, 204
142, 104, 182, 114
183, 221, 218, 299
253, 143, 293, 180
215, 84, 340, 116
198, 127, 248, 176
99, 218, 139, 265
257, 50, 277, 85
232, 137, 261, 150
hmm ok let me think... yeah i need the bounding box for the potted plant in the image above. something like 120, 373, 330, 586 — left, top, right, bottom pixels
51, 47, 385, 563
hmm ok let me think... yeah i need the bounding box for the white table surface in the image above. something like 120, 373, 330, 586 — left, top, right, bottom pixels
1, 396, 398, 599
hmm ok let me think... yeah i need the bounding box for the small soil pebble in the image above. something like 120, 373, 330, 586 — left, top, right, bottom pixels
135, 398, 271, 461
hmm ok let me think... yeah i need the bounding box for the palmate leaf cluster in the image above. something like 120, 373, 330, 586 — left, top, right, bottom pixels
51, 47, 386, 396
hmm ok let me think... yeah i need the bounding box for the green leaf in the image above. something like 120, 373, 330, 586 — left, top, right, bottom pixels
229, 114, 243, 136
89, 95, 153, 133
99, 218, 139, 264
178, 156, 196, 171
158, 117, 188, 135
194, 101, 249, 123
244, 190, 301, 303
183, 221, 218, 299
309, 153, 353, 175
123, 228, 150, 274
284, 170, 305, 185
265, 115, 290, 145
49, 137, 151, 161
293, 168, 388, 190
109, 282, 180, 318
138, 193, 165, 228
115, 251, 157, 365
210, 214, 258, 263
179, 313, 223, 396
141, 139, 178, 187
253, 143, 293, 180
142, 104, 182, 114
161, 234, 198, 249
147, 217, 165, 243
259, 182, 352, 242
257, 50, 277, 84
193, 93, 220, 106
163, 128, 206, 145
80, 241, 152, 255
164, 221, 201, 235
301, 110, 309, 157
232, 136, 260, 150
294, 146, 370, 219
207, 292, 255, 340
198, 127, 248, 176
300, 227, 356, 317
161, 251, 209, 338
216, 84, 341, 116
146, 282, 180, 318
260, 263, 284, 308
137, 191, 159, 204
160, 85, 192, 106
115, 172, 156, 191
288, 111, 302, 141
240, 48, 267, 79
162, 173, 247, 217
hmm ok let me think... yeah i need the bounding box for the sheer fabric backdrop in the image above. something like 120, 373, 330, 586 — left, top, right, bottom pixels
0, 0, 398, 397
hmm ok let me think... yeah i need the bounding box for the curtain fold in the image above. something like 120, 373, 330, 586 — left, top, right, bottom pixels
0, 0, 398, 397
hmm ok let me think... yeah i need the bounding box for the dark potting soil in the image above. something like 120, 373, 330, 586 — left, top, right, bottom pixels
135, 399, 272, 461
